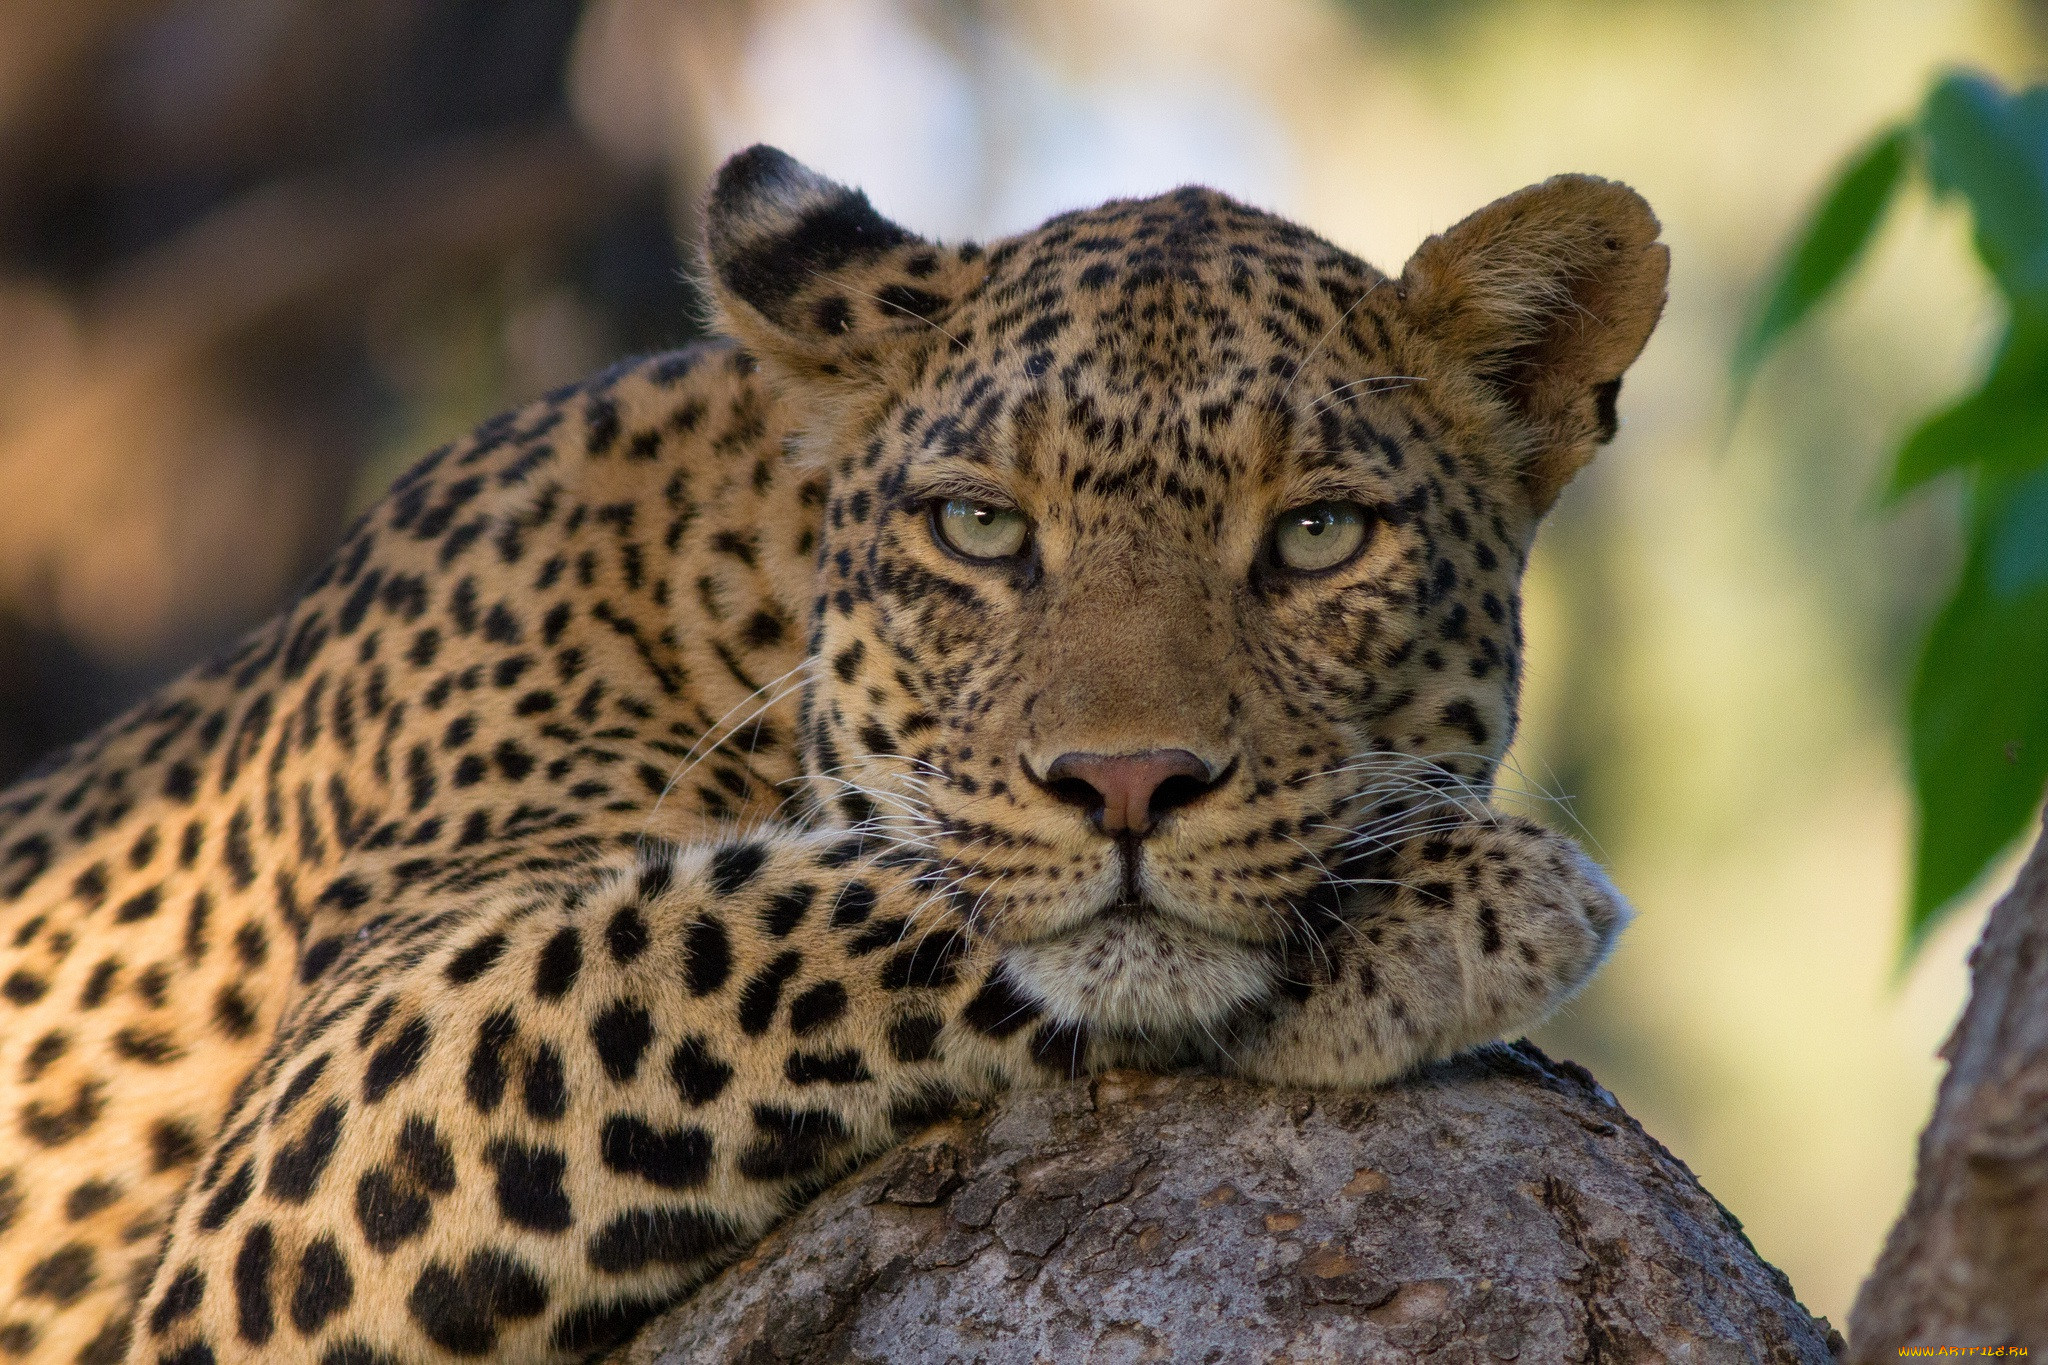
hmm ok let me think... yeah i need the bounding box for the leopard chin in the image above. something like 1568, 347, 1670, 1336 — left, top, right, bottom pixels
1003, 907, 1276, 1038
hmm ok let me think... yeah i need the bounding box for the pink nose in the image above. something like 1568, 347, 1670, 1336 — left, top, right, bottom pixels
1041, 749, 1222, 837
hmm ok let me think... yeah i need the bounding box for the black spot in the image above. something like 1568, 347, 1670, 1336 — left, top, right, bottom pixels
1479, 902, 1503, 955
445, 932, 507, 984
364, 1019, 431, 1103
875, 282, 948, 318
114, 885, 162, 923
787, 981, 849, 1036
605, 906, 649, 964
2, 971, 47, 1005
112, 1027, 184, 1066
234, 1223, 275, 1344
72, 862, 110, 910
200, 976, 249, 1033
523, 1045, 567, 1122
22, 1078, 106, 1146
784, 1048, 872, 1086
21, 1242, 95, 1304
828, 881, 876, 927
708, 842, 768, 895
406, 1250, 549, 1356
600, 1115, 713, 1190
494, 739, 535, 781
741, 609, 785, 647
356, 995, 396, 1049
233, 921, 268, 968
736, 1104, 851, 1181
465, 1010, 517, 1114
198, 1159, 254, 1231
274, 1055, 329, 1123
668, 1036, 733, 1107
961, 967, 1041, 1039
585, 1206, 736, 1275
485, 1140, 573, 1233
878, 928, 967, 990
1029, 1021, 1090, 1078
591, 1001, 654, 1083
737, 951, 803, 1036
318, 875, 372, 911
266, 1100, 346, 1203
636, 853, 673, 901
78, 960, 117, 1009
550, 1296, 667, 1356
1439, 698, 1490, 747
159, 1346, 215, 1365
290, 1237, 354, 1334
398, 1115, 457, 1195
533, 926, 581, 999
151, 1119, 202, 1172
889, 1085, 960, 1133
683, 917, 732, 995
888, 1013, 944, 1064
164, 762, 200, 803
63, 1177, 120, 1221
320, 1339, 402, 1365
148, 1264, 205, 1334
299, 935, 345, 983
22, 1028, 67, 1081
761, 884, 814, 936
354, 1169, 430, 1253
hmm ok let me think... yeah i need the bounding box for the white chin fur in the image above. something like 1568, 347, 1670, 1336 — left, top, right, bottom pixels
1004, 915, 1274, 1036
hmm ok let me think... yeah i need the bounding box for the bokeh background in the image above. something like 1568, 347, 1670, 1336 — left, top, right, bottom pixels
0, 0, 2039, 1325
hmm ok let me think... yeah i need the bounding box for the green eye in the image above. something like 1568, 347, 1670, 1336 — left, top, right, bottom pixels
1272, 500, 1372, 573
932, 498, 1030, 561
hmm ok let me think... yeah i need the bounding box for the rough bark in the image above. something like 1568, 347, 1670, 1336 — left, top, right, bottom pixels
1850, 816, 2048, 1358
630, 1042, 1840, 1364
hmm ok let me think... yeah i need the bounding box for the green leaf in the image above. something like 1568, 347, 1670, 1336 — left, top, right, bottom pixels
1921, 71, 2048, 303
1888, 315, 2048, 497
1904, 467, 2048, 956
1990, 467, 2048, 598
1733, 124, 1910, 396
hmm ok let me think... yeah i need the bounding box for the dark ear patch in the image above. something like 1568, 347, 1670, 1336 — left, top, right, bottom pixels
709, 148, 913, 326
703, 145, 986, 391
1592, 378, 1622, 444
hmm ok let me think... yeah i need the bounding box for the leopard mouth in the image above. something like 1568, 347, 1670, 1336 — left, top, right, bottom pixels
1002, 900, 1280, 1036
1015, 895, 1262, 951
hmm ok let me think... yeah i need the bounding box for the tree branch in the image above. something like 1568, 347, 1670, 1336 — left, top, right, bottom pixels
1851, 815, 2048, 1358
631, 1043, 1840, 1362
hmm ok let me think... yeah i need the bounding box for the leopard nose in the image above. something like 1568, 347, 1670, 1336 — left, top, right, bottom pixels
1039, 749, 1225, 837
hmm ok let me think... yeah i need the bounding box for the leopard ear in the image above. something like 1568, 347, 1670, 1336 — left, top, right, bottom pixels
1398, 175, 1668, 514
703, 145, 984, 391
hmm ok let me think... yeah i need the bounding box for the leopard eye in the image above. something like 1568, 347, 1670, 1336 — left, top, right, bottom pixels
932, 498, 1029, 561
1272, 500, 1372, 573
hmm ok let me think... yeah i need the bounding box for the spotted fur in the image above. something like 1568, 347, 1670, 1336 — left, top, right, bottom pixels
0, 144, 1663, 1362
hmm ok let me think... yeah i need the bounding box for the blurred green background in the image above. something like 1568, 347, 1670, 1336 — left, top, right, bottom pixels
0, 0, 2038, 1325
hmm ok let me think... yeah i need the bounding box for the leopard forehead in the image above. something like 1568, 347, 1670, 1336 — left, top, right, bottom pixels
805, 187, 1531, 749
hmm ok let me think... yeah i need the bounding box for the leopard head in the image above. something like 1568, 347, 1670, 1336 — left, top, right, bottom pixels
704, 145, 1666, 1037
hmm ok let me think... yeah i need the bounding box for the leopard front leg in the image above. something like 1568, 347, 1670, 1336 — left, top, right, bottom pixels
1229, 815, 1630, 1090
129, 830, 1084, 1365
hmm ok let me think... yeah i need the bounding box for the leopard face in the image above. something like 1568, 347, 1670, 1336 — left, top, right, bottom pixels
707, 148, 1666, 1039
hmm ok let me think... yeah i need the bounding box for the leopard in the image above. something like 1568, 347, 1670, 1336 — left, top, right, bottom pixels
0, 143, 1666, 1363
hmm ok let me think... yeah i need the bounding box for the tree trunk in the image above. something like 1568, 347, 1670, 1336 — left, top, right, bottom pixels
628, 1042, 1840, 1363
1850, 816, 2048, 1358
